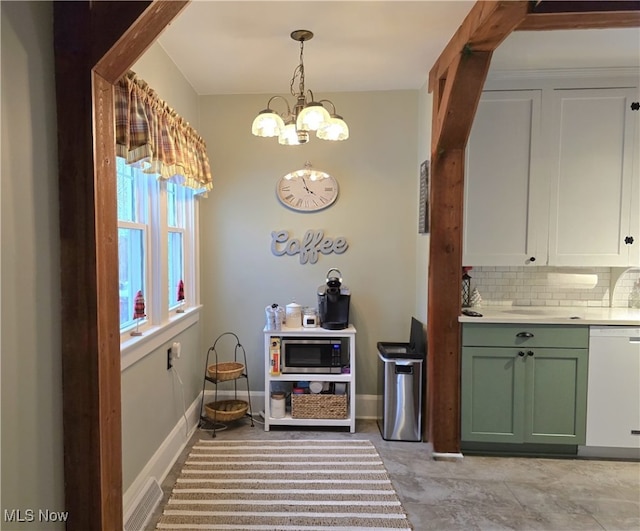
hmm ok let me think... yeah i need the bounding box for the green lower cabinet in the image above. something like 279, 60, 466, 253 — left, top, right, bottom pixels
524, 348, 588, 444
462, 345, 588, 446
461, 347, 525, 443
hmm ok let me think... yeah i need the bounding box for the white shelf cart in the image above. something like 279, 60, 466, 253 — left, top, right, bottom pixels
263, 325, 356, 433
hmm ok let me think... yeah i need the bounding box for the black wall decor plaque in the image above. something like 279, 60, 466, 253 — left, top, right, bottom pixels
419, 160, 429, 234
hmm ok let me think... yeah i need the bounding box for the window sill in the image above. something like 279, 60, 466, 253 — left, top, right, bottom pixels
121, 305, 202, 371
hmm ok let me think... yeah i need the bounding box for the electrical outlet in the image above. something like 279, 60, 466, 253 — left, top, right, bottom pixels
167, 347, 173, 370
172, 341, 181, 359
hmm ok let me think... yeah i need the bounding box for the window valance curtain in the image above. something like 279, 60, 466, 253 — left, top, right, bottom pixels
115, 71, 213, 194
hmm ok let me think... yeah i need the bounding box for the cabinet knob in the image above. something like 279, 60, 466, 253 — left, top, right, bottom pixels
517, 351, 526, 357
631, 102, 640, 111
527, 350, 534, 357
516, 332, 534, 338
529, 256, 536, 263
625, 236, 634, 245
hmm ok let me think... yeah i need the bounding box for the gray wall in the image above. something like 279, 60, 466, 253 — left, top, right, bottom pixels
197, 90, 420, 395
415, 81, 432, 322
133, 43, 200, 127
120, 322, 202, 490
1, 1, 65, 528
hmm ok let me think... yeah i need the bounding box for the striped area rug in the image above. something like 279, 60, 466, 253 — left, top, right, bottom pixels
155, 439, 412, 530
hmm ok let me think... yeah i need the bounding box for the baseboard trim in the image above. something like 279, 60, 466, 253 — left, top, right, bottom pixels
355, 393, 379, 419
578, 445, 640, 460
432, 452, 464, 461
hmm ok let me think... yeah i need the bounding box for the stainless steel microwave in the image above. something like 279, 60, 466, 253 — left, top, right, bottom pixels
281, 338, 343, 374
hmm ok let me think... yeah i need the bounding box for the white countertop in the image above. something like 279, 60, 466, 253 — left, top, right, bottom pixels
459, 306, 640, 326
264, 324, 357, 334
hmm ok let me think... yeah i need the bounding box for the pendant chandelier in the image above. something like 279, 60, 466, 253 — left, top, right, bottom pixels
251, 30, 349, 146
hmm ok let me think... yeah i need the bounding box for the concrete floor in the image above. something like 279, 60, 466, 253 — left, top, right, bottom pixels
148, 419, 640, 530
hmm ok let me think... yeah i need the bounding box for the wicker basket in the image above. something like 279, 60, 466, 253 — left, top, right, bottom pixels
204, 399, 249, 422
207, 361, 244, 382
291, 394, 348, 419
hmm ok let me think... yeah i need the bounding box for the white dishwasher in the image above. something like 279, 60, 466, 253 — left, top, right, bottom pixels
582, 326, 640, 458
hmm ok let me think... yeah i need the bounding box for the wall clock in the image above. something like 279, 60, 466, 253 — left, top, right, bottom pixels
276, 168, 339, 212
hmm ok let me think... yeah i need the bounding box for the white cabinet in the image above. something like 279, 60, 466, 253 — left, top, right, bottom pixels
263, 326, 356, 432
464, 90, 546, 266
547, 88, 639, 266
464, 78, 639, 267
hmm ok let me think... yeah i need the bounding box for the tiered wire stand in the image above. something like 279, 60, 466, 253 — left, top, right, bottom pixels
198, 332, 254, 437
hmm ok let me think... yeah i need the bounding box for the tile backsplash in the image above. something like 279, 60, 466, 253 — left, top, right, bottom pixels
469, 266, 640, 308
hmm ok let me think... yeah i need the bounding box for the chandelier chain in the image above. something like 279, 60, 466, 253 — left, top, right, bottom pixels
290, 40, 306, 98
251, 29, 349, 144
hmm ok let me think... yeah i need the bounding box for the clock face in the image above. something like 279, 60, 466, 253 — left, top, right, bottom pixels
276, 174, 339, 212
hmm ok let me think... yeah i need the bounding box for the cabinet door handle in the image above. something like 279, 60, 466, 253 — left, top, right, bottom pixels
516, 332, 534, 338
517, 351, 526, 357
624, 236, 634, 245
527, 350, 534, 356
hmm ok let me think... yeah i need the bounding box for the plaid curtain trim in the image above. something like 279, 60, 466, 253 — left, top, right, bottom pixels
115, 71, 213, 193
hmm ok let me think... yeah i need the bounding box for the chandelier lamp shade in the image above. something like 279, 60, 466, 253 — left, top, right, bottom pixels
251, 30, 349, 146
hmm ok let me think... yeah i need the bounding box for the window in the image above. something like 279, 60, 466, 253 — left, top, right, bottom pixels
117, 158, 149, 330
116, 157, 198, 337
167, 182, 185, 311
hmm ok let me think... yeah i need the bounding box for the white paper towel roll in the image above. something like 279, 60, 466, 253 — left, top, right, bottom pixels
546, 272, 598, 289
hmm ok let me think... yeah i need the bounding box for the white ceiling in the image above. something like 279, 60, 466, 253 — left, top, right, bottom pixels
157, 1, 640, 96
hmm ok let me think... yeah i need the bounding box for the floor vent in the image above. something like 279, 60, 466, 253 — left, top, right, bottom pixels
124, 477, 163, 531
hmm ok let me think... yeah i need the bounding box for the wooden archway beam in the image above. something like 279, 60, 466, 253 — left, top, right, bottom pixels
425, 0, 529, 454
429, 1, 529, 96
54, 2, 188, 529
518, 1, 640, 30
430, 0, 640, 97
93, 1, 189, 82
426, 50, 494, 451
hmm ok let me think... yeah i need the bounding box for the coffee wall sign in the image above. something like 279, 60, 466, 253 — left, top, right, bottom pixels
271, 229, 349, 264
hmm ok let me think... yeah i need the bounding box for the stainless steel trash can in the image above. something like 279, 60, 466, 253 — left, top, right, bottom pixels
377, 346, 423, 442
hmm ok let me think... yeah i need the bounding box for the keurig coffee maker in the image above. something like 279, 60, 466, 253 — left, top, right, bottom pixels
317, 268, 350, 329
